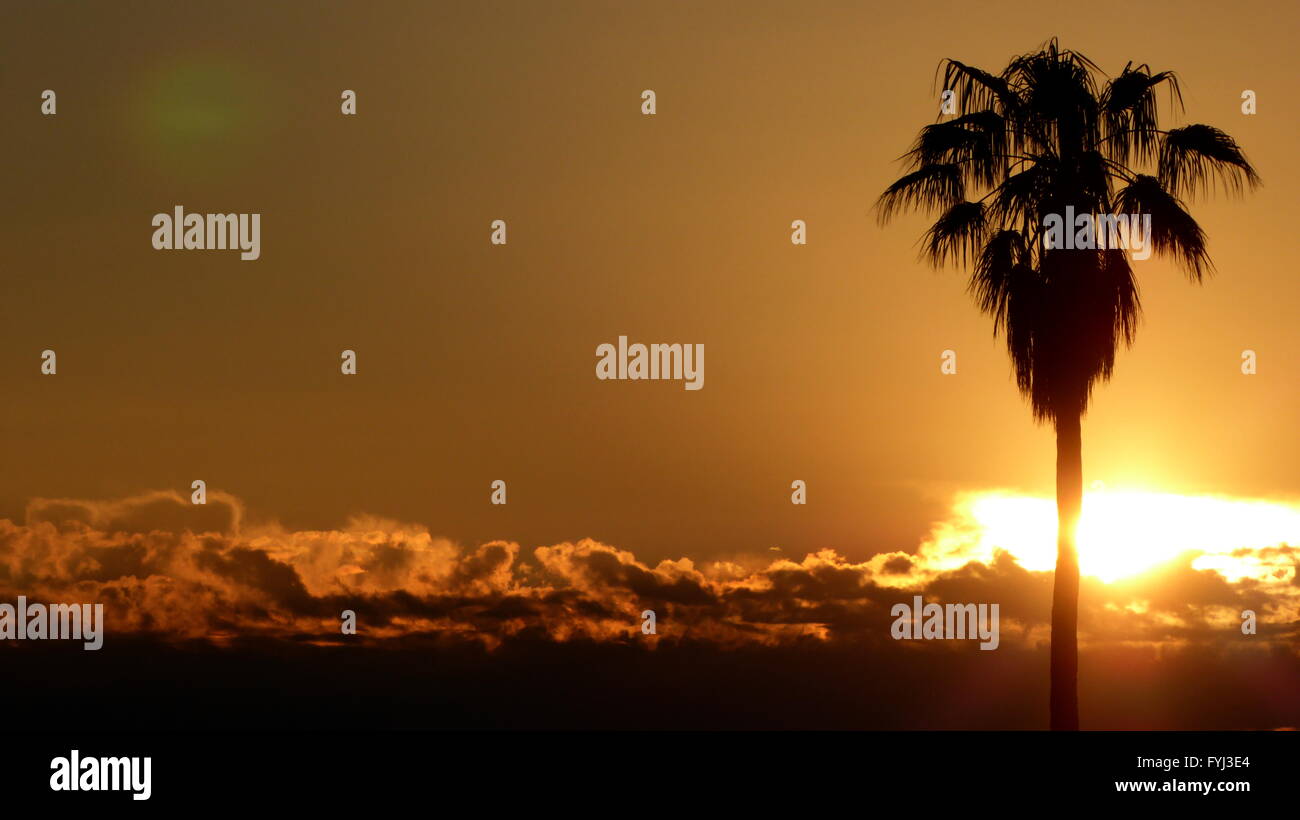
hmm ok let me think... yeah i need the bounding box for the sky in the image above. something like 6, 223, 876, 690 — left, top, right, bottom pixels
0, 0, 1296, 730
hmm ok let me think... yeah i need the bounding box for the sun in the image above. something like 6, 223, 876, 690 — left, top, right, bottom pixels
963, 489, 1300, 583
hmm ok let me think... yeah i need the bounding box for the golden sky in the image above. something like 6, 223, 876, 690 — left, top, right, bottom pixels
2, 1, 1295, 565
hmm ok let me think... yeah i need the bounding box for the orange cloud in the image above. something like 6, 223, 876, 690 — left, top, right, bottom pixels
0, 490, 1294, 654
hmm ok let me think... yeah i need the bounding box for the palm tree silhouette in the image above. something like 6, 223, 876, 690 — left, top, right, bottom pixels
877, 38, 1258, 730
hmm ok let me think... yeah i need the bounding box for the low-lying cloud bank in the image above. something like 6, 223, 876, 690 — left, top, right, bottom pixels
2, 490, 1295, 652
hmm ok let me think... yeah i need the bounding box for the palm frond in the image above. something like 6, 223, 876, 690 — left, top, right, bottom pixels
1101, 65, 1181, 164
968, 229, 1026, 330
940, 60, 1021, 119
907, 110, 1008, 187
1101, 248, 1141, 349
1003, 261, 1042, 403
1159, 124, 1261, 198
922, 201, 987, 267
1114, 174, 1212, 280
875, 163, 963, 224
989, 160, 1050, 234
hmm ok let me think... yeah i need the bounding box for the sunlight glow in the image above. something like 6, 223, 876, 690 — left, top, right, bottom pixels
963, 489, 1300, 583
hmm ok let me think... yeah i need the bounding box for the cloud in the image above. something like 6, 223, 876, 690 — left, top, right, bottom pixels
26, 489, 243, 535
0, 489, 1295, 656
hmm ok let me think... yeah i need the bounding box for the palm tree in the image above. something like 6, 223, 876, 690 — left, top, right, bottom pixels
877, 38, 1259, 730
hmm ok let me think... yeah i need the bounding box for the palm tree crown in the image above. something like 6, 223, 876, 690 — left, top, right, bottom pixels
878, 37, 1259, 423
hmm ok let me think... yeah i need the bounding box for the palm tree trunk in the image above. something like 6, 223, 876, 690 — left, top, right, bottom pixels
1050, 408, 1082, 730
